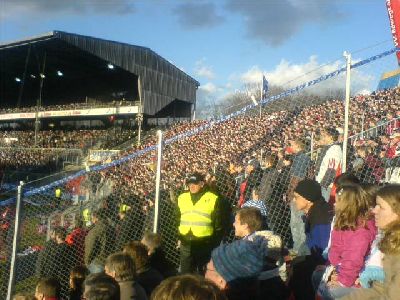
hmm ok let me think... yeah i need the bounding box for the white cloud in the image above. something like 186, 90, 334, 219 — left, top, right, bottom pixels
199, 82, 218, 94
236, 55, 375, 96
240, 66, 264, 84
194, 59, 215, 80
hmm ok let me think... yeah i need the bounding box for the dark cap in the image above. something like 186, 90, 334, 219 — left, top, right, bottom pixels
186, 172, 205, 184
294, 179, 323, 203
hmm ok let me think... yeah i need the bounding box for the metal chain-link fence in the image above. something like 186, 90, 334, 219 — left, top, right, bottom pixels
2, 47, 400, 299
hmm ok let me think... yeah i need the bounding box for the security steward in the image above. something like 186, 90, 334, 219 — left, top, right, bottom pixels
177, 172, 228, 274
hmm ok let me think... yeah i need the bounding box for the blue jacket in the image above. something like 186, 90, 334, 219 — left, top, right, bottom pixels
304, 199, 333, 263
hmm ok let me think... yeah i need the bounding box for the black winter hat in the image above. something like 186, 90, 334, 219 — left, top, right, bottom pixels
294, 179, 323, 203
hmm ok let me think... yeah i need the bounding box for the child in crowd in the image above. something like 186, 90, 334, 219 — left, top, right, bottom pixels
141, 231, 177, 278
34, 277, 61, 300
342, 184, 400, 300
242, 187, 268, 229
68, 265, 89, 300
317, 184, 377, 299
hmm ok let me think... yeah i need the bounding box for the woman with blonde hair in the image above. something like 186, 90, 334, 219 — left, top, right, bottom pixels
342, 184, 400, 300
317, 184, 377, 299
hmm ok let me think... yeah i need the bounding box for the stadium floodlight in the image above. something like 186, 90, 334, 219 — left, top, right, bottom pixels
57, 70, 63, 76
30, 74, 36, 79
15, 77, 21, 82
107, 63, 115, 69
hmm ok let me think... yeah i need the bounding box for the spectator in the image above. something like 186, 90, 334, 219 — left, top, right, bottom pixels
123, 241, 163, 298
35, 277, 61, 300
269, 153, 293, 246
116, 201, 145, 251
342, 184, 400, 300
105, 252, 147, 300
233, 207, 288, 300
205, 237, 266, 300
316, 184, 377, 299
315, 128, 343, 201
289, 179, 333, 300
258, 154, 279, 203
68, 266, 89, 300
233, 207, 263, 239
84, 208, 116, 273
65, 218, 87, 265
36, 227, 76, 296
177, 172, 228, 274
140, 231, 177, 278
238, 159, 263, 207
35, 230, 58, 279
150, 274, 227, 300
288, 139, 312, 256
83, 273, 120, 300
252, 230, 289, 300
242, 187, 268, 227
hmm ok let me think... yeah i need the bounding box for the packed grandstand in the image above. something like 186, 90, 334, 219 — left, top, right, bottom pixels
1, 31, 400, 300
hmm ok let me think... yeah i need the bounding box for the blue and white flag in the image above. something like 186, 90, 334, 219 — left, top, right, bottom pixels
262, 75, 268, 99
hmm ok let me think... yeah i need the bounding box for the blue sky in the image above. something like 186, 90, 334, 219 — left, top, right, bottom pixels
0, 0, 396, 104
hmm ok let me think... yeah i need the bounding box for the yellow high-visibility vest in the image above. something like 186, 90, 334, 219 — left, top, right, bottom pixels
83, 208, 91, 222
178, 191, 218, 237
120, 204, 129, 213
55, 188, 61, 198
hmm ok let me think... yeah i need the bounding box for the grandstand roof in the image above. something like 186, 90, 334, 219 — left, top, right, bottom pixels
0, 31, 199, 116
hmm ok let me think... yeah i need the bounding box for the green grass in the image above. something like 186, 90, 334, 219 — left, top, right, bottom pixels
19, 216, 46, 251
14, 275, 38, 295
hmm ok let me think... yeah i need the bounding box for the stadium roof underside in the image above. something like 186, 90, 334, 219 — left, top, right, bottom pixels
0, 31, 199, 116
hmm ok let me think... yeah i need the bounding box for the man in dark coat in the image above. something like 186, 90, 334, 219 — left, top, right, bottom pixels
84, 208, 115, 273
36, 227, 76, 297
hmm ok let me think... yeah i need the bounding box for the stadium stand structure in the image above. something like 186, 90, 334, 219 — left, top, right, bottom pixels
0, 31, 200, 183
0, 30, 199, 120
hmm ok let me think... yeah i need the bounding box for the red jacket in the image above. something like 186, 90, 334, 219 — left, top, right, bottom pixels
66, 227, 87, 264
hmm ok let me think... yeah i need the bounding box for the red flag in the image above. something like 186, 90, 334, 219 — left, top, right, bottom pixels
386, 0, 400, 64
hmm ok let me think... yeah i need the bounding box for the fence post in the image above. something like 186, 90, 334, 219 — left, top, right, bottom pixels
310, 132, 315, 160
342, 51, 352, 173
6, 181, 24, 300
153, 130, 163, 233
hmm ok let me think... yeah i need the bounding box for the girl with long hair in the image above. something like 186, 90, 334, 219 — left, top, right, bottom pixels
317, 184, 377, 299
342, 184, 400, 300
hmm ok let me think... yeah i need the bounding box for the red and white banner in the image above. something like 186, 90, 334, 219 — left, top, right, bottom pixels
387, 0, 400, 64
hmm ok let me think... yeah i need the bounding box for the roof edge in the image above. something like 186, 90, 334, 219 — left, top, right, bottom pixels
0, 31, 56, 49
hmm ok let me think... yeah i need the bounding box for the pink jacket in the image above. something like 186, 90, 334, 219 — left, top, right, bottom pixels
328, 218, 377, 287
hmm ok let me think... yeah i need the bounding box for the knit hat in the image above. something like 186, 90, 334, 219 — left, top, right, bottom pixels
211, 236, 266, 283
294, 179, 323, 203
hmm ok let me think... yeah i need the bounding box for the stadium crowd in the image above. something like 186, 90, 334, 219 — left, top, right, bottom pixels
0, 129, 136, 172
3, 87, 400, 300
10, 181, 400, 300
0, 100, 136, 115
